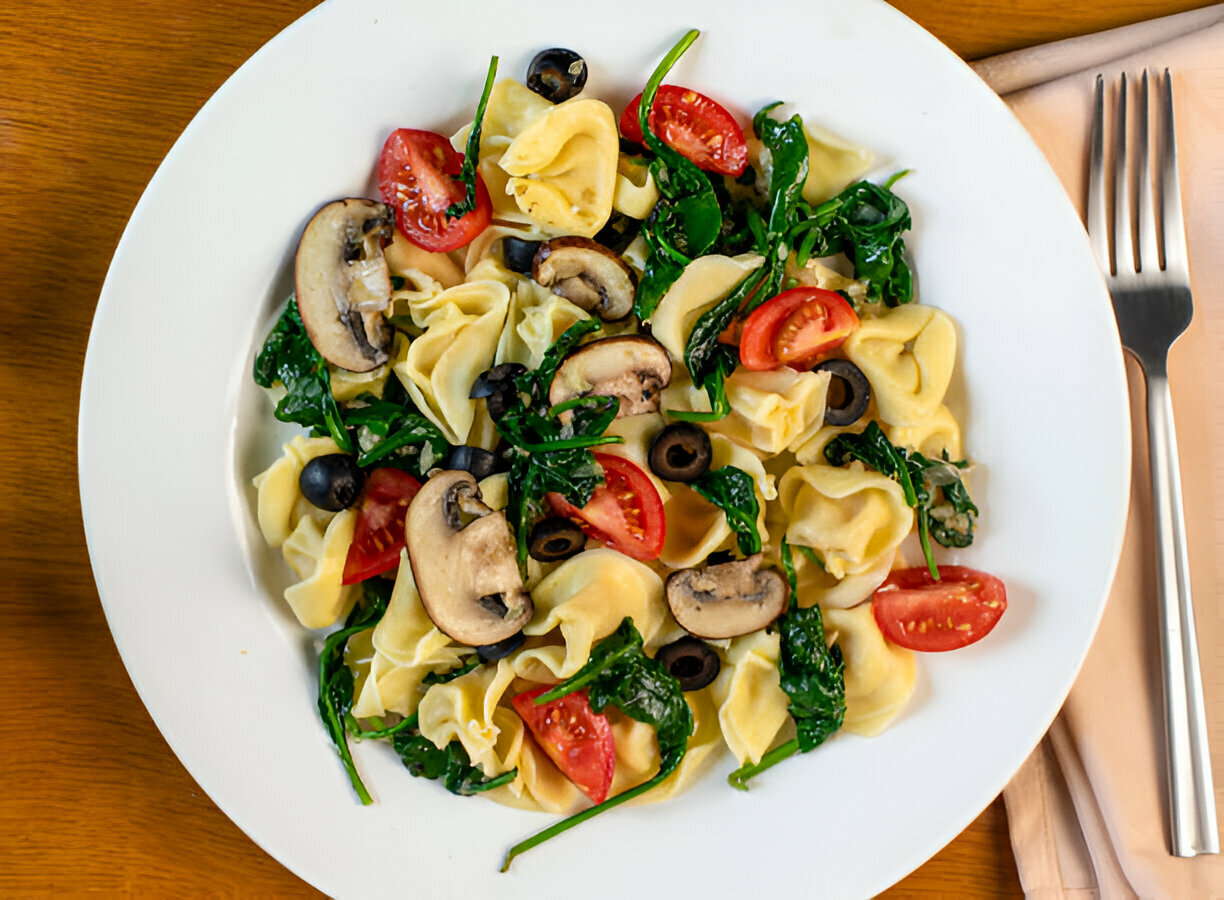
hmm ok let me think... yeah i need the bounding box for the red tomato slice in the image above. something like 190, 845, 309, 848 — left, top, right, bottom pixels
341, 468, 422, 585
377, 128, 491, 252
620, 85, 748, 177
738, 287, 859, 371
512, 686, 615, 804
547, 453, 665, 561
871, 565, 1008, 652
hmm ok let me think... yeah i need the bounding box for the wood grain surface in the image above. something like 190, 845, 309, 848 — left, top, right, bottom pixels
0, 1, 1209, 895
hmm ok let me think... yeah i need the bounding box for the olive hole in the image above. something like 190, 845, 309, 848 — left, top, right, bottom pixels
543, 537, 572, 555
827, 374, 850, 410
665, 444, 697, 469
669, 656, 703, 680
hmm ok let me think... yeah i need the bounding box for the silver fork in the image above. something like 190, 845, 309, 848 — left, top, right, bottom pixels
1088, 69, 1219, 858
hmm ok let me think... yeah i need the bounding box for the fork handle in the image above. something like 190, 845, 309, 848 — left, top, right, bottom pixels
1146, 367, 1219, 856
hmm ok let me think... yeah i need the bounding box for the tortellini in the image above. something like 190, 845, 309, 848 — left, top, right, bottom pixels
824, 604, 916, 736
281, 509, 357, 629
649, 252, 764, 361
886, 403, 963, 461
523, 549, 668, 677
666, 366, 832, 456
778, 463, 913, 580
713, 630, 791, 765
392, 279, 510, 444
801, 122, 876, 205
498, 98, 619, 236
843, 304, 957, 427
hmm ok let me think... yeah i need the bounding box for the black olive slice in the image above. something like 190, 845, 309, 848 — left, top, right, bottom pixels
656, 637, 721, 691
814, 358, 871, 426
446, 445, 499, 481
299, 454, 364, 511
476, 630, 526, 662
529, 517, 587, 562
648, 422, 713, 482
525, 48, 587, 103
593, 211, 642, 256
502, 236, 542, 275
470, 363, 527, 419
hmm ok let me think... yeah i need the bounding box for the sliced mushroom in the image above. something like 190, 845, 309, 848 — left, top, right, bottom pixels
405, 470, 533, 646
532, 236, 637, 320
548, 336, 671, 417
665, 553, 789, 639
294, 198, 396, 372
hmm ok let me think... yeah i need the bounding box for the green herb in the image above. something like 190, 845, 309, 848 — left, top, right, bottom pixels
787, 175, 914, 307
421, 655, 481, 686
745, 103, 810, 310
823, 422, 978, 578
671, 265, 767, 421
344, 381, 450, 476
490, 320, 624, 566
317, 580, 393, 804
632, 30, 723, 319
728, 541, 845, 789
691, 465, 761, 555
502, 618, 692, 870
446, 56, 499, 218
254, 298, 352, 452
392, 730, 517, 796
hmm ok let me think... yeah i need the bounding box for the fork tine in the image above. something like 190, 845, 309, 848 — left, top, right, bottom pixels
1136, 70, 1160, 274
1087, 75, 1111, 272
1114, 73, 1136, 275
1159, 69, 1189, 275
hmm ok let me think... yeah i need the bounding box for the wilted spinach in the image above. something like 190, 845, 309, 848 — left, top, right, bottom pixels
632, 30, 722, 319
447, 55, 499, 219
343, 379, 449, 476
254, 298, 352, 452
501, 618, 692, 870
823, 422, 978, 577
489, 319, 624, 566
392, 728, 517, 797
787, 173, 913, 307
727, 541, 845, 789
317, 579, 393, 804
691, 465, 761, 555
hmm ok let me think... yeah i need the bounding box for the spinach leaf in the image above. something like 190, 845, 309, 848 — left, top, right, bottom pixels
317, 579, 394, 804
501, 618, 692, 870
254, 298, 352, 452
632, 30, 723, 319
421, 655, 481, 686
823, 422, 978, 577
727, 542, 845, 789
691, 465, 761, 555
787, 175, 913, 307
392, 730, 517, 797
446, 56, 499, 218
344, 384, 450, 476
746, 103, 810, 309
671, 265, 767, 421
491, 320, 624, 566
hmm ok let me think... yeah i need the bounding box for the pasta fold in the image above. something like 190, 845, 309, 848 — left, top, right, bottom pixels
825, 604, 916, 736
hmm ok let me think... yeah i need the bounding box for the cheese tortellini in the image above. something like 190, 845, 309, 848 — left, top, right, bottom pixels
779, 463, 913, 579
843, 304, 957, 427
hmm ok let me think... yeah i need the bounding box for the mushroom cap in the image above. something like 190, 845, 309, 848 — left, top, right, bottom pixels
295, 198, 395, 373
548, 335, 671, 418
532, 236, 637, 321
665, 553, 789, 639
406, 470, 533, 646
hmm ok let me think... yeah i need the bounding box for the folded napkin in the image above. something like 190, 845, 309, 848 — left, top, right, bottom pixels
972, 8, 1224, 898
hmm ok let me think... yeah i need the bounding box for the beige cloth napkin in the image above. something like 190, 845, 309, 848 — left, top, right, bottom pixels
969, 8, 1224, 898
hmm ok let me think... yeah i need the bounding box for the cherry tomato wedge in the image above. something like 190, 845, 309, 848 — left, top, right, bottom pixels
547, 453, 665, 561
341, 468, 422, 584
620, 85, 748, 177
738, 287, 859, 371
871, 565, 1008, 652
512, 686, 615, 804
377, 128, 491, 252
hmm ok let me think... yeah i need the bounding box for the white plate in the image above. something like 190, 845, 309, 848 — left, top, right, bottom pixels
79, 0, 1129, 896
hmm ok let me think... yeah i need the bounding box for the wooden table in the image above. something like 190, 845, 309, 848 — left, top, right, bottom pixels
1, 1, 1210, 894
